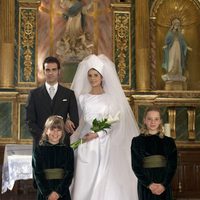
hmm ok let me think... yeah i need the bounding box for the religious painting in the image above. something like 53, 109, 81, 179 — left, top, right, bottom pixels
56, 0, 94, 62
37, 0, 112, 85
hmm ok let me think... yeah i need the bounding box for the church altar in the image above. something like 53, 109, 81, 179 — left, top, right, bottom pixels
1, 144, 33, 194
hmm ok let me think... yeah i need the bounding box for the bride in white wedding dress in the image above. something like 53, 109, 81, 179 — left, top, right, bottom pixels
70, 54, 139, 200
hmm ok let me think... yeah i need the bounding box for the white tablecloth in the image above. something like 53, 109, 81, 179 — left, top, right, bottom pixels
1, 144, 33, 193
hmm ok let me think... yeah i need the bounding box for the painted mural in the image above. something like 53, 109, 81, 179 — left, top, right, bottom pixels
38, 0, 112, 84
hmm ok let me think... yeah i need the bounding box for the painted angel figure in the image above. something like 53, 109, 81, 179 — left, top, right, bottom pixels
56, 0, 94, 62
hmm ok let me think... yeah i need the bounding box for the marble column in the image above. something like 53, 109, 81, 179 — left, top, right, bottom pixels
135, 0, 150, 91
0, 0, 15, 88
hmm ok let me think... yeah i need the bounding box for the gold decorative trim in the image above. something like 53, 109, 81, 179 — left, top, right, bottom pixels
187, 108, 196, 140
176, 141, 200, 148
150, 0, 164, 17
20, 8, 36, 81
151, 0, 200, 19
18, 0, 40, 3
149, 18, 157, 90
113, 11, 131, 87
17, 0, 40, 87
154, 90, 200, 98
132, 95, 158, 100
111, 3, 131, 8
168, 108, 176, 139
0, 92, 18, 97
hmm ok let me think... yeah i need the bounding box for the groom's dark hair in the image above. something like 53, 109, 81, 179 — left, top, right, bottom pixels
43, 56, 61, 70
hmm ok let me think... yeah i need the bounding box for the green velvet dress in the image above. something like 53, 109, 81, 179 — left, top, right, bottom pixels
32, 141, 74, 200
131, 133, 177, 200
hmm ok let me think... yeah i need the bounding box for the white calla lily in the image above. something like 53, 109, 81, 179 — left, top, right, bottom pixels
107, 111, 120, 124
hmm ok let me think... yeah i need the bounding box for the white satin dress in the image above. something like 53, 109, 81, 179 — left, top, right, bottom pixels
71, 93, 138, 200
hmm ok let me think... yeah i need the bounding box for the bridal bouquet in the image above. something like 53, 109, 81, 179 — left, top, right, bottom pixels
70, 112, 120, 150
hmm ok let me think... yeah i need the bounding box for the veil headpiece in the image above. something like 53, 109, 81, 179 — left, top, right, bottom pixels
84, 54, 104, 75
71, 54, 139, 145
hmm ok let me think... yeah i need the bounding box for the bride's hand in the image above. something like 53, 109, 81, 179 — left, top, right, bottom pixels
83, 132, 98, 142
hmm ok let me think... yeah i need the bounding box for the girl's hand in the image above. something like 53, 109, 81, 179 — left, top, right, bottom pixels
154, 184, 165, 195
82, 132, 98, 142
149, 183, 165, 195
48, 191, 60, 200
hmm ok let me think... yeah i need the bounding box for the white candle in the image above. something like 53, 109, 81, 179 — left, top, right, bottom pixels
164, 123, 171, 137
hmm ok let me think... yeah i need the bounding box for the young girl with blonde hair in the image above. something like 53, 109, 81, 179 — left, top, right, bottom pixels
32, 115, 74, 200
131, 106, 177, 200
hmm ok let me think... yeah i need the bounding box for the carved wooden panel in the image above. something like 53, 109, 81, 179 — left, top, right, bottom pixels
172, 148, 200, 199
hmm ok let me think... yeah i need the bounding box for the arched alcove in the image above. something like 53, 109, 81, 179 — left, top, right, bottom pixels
150, 0, 200, 90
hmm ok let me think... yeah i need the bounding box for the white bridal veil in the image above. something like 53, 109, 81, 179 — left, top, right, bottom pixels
71, 54, 139, 143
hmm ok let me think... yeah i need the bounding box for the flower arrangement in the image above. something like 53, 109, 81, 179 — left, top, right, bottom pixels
70, 112, 120, 150
90, 118, 111, 133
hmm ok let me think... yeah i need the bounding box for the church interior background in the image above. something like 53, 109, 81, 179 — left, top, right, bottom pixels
0, 0, 200, 199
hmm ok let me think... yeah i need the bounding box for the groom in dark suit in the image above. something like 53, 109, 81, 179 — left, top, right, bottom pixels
26, 56, 79, 146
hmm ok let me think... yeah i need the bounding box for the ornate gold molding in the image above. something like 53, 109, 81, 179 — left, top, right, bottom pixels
151, 0, 200, 19
21, 9, 35, 81
168, 108, 176, 139
154, 90, 200, 98
114, 12, 129, 82
17, 0, 40, 88
111, 3, 131, 89
18, 0, 40, 3
187, 108, 196, 140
